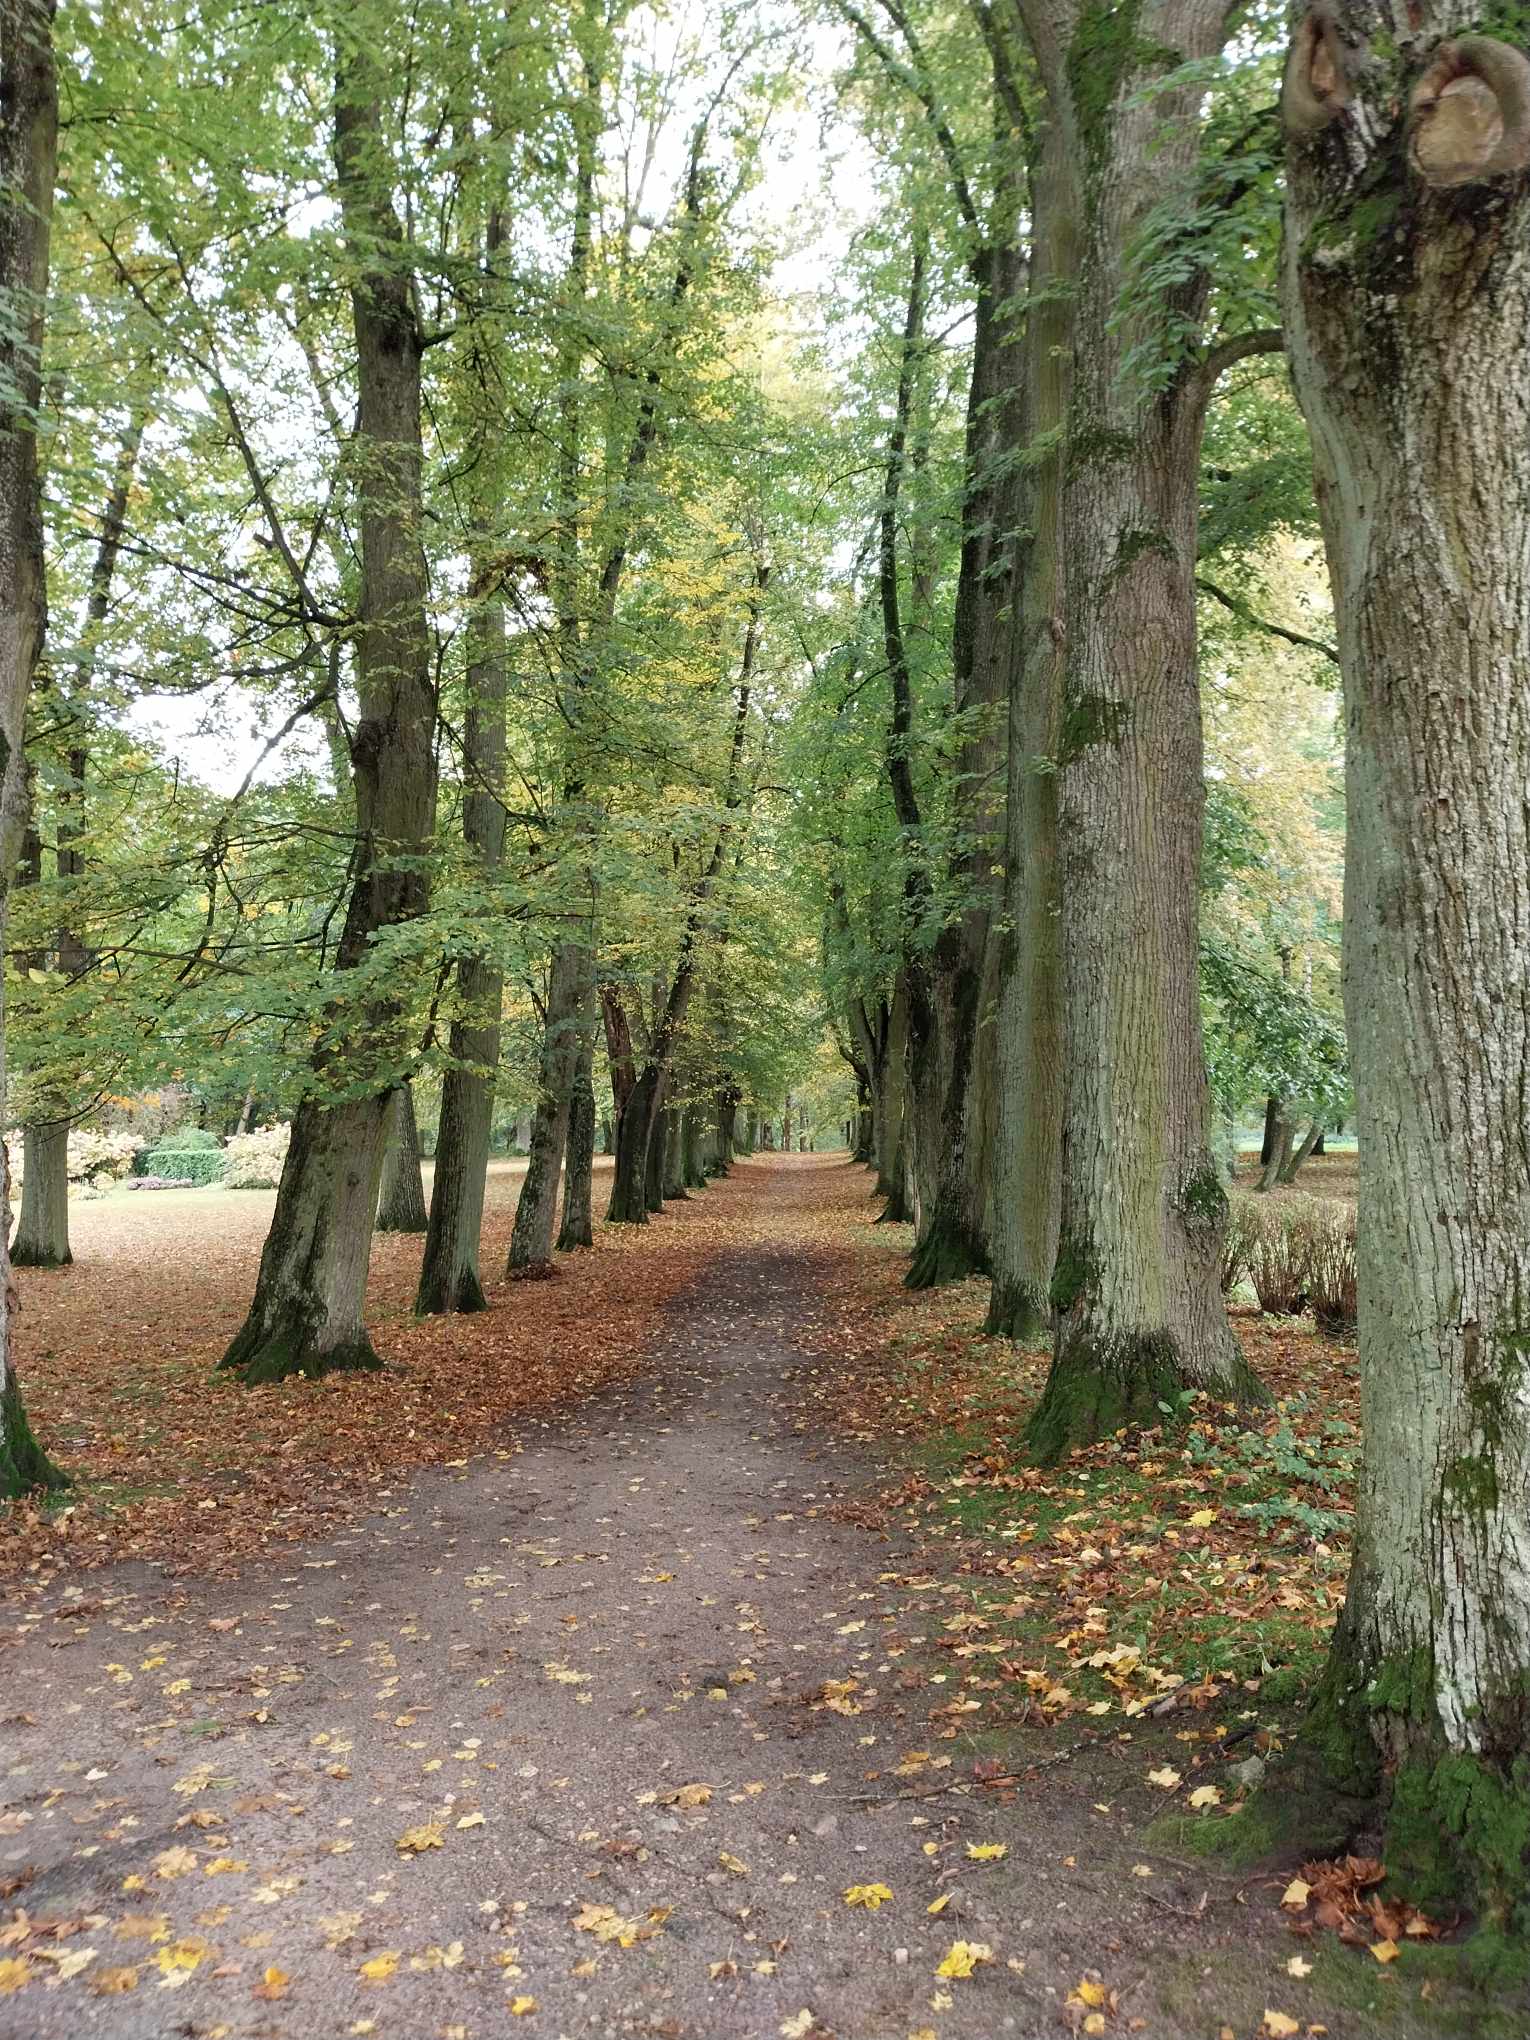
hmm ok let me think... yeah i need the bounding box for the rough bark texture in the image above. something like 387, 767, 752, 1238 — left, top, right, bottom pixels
1283, 0, 1530, 1951
510, 941, 588, 1265
1013, 0, 1263, 1458
13, 1118, 70, 1268
986, 110, 1074, 1343
416, 554, 507, 1313
375, 1083, 428, 1233
0, 0, 65, 1493
555, 1039, 596, 1252
221, 40, 436, 1384
905, 153, 1027, 1291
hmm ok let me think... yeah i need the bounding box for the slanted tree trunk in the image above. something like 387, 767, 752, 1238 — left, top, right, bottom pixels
1279, 1118, 1324, 1187
1259, 1093, 1281, 1168
220, 41, 436, 1384
987, 110, 1073, 1342
1281, 3, 1530, 1928
1012, 0, 1270, 1457
1258, 1101, 1294, 1192
0, 0, 64, 1494
555, 1038, 595, 1252
12, 1119, 69, 1268
376, 1084, 428, 1233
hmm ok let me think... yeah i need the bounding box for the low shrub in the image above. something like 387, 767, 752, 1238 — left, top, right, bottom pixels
165, 1125, 221, 1150
1221, 1191, 1260, 1292
221, 1122, 290, 1189
1244, 1197, 1317, 1315
1307, 1203, 1358, 1337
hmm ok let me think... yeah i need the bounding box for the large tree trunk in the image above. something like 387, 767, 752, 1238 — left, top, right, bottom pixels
1258, 1101, 1294, 1192
1282, 2, 1530, 1927
0, 0, 64, 1494
509, 941, 589, 1266
221, 40, 435, 1384
1278, 1117, 1323, 1188
986, 111, 1073, 1343
905, 167, 1027, 1291
12, 1118, 69, 1268
375, 1083, 428, 1233
555, 1038, 595, 1252
416, 543, 507, 1313
1014, 0, 1265, 1459
660, 1104, 688, 1200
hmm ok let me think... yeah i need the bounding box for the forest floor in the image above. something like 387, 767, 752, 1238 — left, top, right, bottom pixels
0, 1156, 1513, 2039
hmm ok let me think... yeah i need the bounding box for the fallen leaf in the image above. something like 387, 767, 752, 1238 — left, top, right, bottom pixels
1188, 1786, 1222, 1810
966, 1842, 1006, 1862
844, 1883, 894, 1909
253, 1965, 290, 2000
1286, 1956, 1312, 1979
1262, 2015, 1300, 2040
935, 1940, 993, 1980
358, 1952, 400, 1982
1147, 1768, 1182, 1791
396, 1823, 444, 1855
1371, 1939, 1399, 1964
1281, 1878, 1312, 1909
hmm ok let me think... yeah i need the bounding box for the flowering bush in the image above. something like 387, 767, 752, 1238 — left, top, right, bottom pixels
68, 1128, 141, 1184
221, 1122, 291, 1189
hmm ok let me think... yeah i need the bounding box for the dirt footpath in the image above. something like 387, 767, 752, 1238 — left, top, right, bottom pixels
2, 1162, 1313, 2038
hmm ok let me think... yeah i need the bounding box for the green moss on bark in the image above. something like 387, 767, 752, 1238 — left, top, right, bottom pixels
906, 1202, 990, 1290
1024, 1327, 1186, 1463
986, 1275, 1049, 1344
221, 1313, 383, 1386
0, 1375, 69, 1498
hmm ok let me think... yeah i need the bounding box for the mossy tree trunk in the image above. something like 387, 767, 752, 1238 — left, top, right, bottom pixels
1011, 0, 1273, 1458
13, 1118, 69, 1268
986, 111, 1074, 1344
1282, 0, 1530, 1939
375, 1083, 428, 1234
220, 36, 436, 1385
0, 0, 65, 1494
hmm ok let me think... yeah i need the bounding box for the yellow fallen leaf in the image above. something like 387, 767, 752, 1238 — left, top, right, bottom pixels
153, 1846, 199, 1880
674, 1783, 712, 1807
456, 1812, 485, 1830
1147, 1767, 1181, 1790
718, 1852, 749, 1875
966, 1842, 1006, 1861
1281, 1877, 1312, 1909
358, 1951, 400, 1982
1075, 1976, 1106, 2007
254, 1965, 290, 2000
396, 1823, 444, 1854
1084, 2018, 1106, 2037
780, 2013, 816, 2040
1262, 2015, 1300, 2039
510, 1995, 537, 2015
154, 1939, 209, 1977
1187, 1509, 1217, 1528
0, 1958, 32, 1994
1286, 1956, 1312, 1978
1371, 1939, 1399, 1964
204, 1856, 249, 1875
927, 1892, 952, 1915
935, 1940, 993, 1980
844, 1883, 894, 1909
1188, 1785, 1222, 1810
